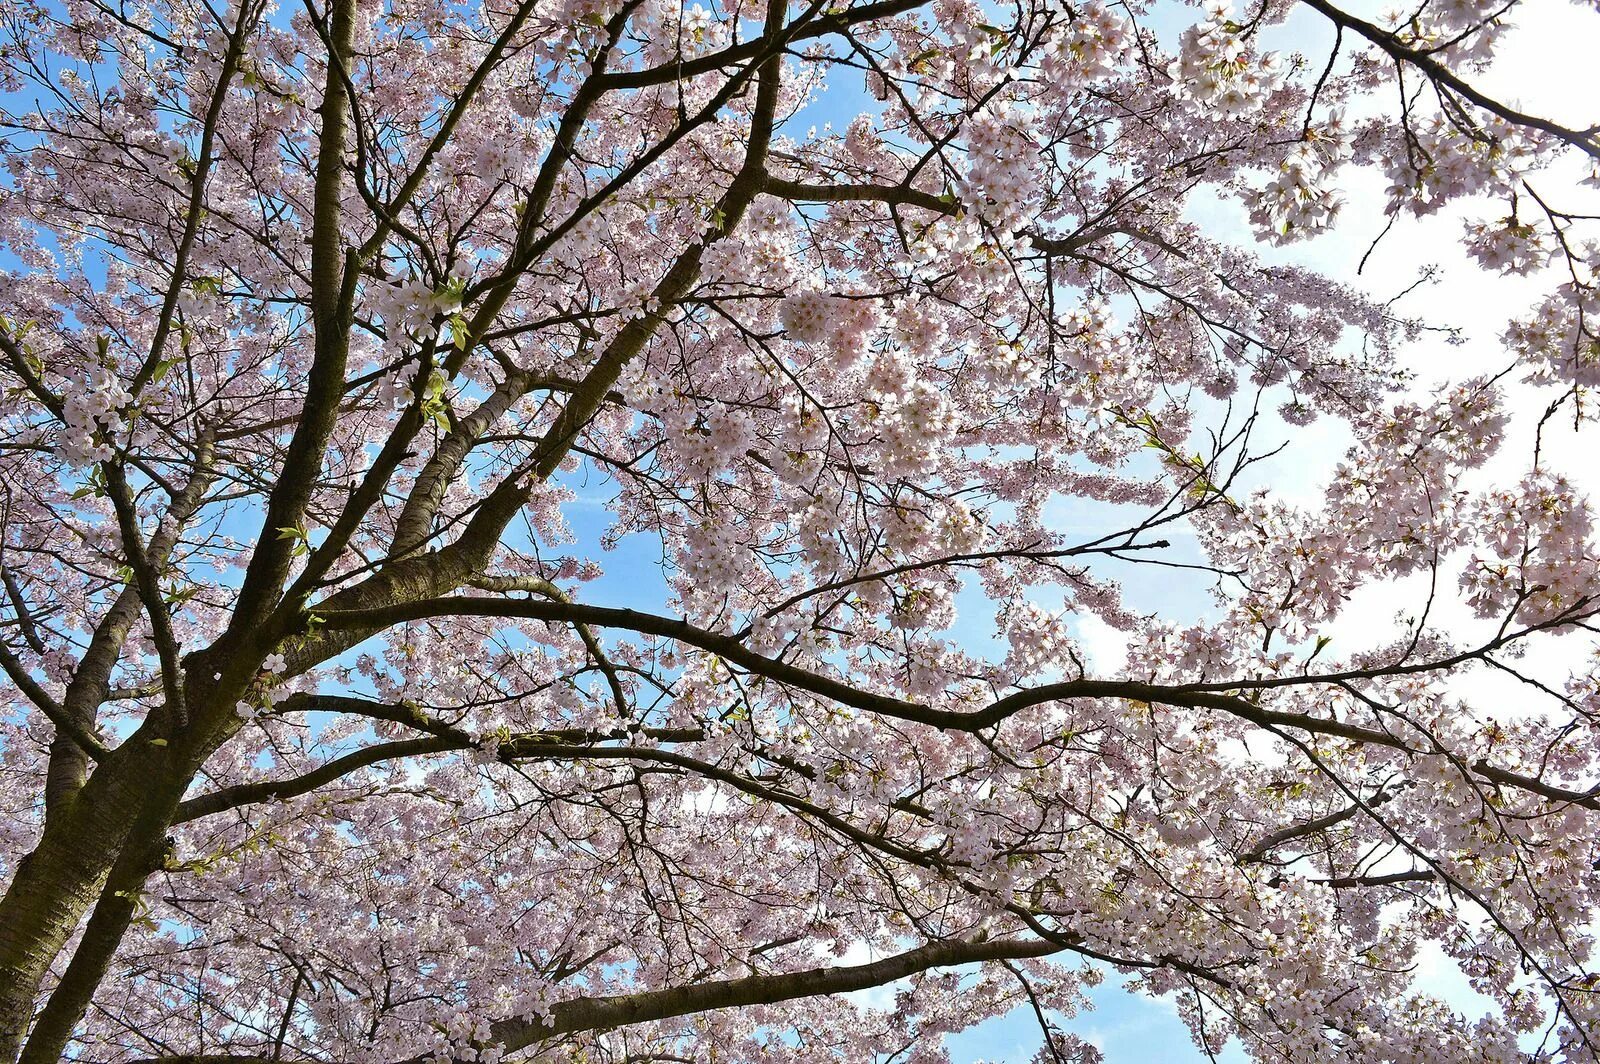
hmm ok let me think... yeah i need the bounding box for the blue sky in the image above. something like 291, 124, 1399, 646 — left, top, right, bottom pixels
352, 2, 1600, 1056
744, 1, 1600, 1058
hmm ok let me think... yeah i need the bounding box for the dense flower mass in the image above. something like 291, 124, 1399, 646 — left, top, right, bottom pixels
0, 0, 1598, 1061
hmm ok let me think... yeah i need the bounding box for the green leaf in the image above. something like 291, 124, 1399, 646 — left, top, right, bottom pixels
277, 524, 311, 557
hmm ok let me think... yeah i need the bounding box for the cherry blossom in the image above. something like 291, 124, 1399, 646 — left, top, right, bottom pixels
0, 0, 1598, 1061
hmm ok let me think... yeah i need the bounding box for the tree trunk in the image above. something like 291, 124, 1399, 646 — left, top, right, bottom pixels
17, 778, 186, 1064
0, 745, 170, 1061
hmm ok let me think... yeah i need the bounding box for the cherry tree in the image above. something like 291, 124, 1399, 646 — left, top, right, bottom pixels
0, 0, 1598, 1057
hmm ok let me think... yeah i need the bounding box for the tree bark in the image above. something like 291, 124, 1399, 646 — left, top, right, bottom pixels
0, 746, 168, 1060
0, 0, 356, 1047
16, 764, 189, 1064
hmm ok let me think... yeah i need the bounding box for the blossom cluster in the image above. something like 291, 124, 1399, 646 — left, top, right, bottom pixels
956, 101, 1041, 232
1246, 114, 1351, 244
1373, 116, 1544, 218
1461, 473, 1600, 626
57, 362, 132, 467
1039, 3, 1132, 90
1463, 216, 1551, 275
1001, 601, 1081, 678
1168, 1, 1285, 119
1504, 247, 1600, 387
779, 290, 884, 362
366, 273, 464, 339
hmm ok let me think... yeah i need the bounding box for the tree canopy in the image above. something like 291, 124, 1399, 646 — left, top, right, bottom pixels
1, 0, 1599, 1059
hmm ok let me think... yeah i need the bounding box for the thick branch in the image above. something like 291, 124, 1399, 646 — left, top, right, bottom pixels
1297, 0, 1600, 159
123, 936, 1059, 1064
465, 574, 629, 712
173, 736, 454, 822
471, 934, 1061, 1056
226, 0, 360, 637
594, 0, 928, 90
174, 697, 704, 822
0, 640, 106, 758
314, 597, 1600, 813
